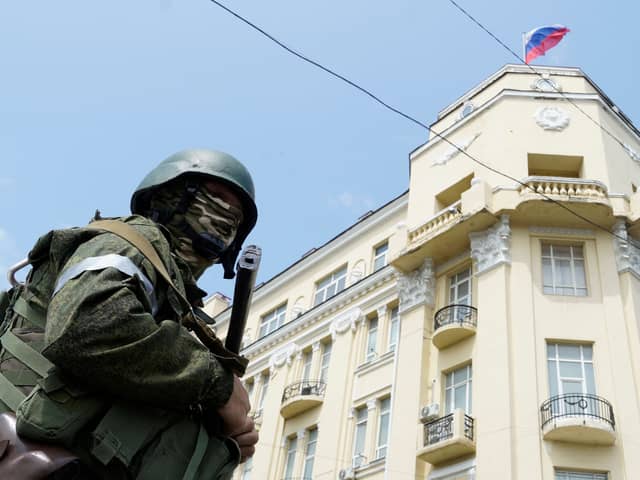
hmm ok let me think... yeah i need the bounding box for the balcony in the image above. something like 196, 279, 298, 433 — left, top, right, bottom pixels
417, 409, 475, 465
540, 394, 616, 445
408, 201, 462, 249
432, 305, 477, 349
280, 380, 326, 419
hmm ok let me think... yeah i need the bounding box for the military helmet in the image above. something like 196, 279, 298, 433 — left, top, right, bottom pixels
131, 148, 258, 278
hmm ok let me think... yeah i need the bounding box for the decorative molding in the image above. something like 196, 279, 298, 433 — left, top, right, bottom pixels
432, 132, 482, 166
396, 258, 435, 313
329, 308, 362, 339
532, 77, 561, 92
529, 226, 595, 237
296, 430, 307, 441
612, 220, 640, 278
366, 399, 377, 411
349, 260, 366, 285
376, 305, 387, 320
535, 106, 570, 131
312, 341, 321, 352
624, 143, 640, 164
268, 342, 299, 370
470, 215, 512, 274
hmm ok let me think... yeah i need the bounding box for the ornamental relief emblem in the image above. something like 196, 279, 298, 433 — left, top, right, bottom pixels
534, 106, 570, 131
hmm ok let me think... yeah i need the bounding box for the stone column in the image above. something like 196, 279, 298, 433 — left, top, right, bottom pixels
469, 215, 514, 479
385, 258, 435, 479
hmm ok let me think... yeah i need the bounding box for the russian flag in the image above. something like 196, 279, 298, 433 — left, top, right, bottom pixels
524, 25, 570, 64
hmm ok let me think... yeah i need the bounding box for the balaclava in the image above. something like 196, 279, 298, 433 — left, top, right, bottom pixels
148, 178, 244, 278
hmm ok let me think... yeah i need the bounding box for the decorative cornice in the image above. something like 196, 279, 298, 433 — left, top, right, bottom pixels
329, 308, 362, 340
535, 106, 570, 131
612, 220, 640, 278
395, 258, 435, 313
268, 342, 299, 370
376, 305, 387, 320
470, 215, 511, 275
241, 266, 396, 359
529, 226, 595, 237
431, 132, 482, 167
624, 143, 640, 164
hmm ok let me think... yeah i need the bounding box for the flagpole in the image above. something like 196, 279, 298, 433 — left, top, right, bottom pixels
522, 32, 526, 63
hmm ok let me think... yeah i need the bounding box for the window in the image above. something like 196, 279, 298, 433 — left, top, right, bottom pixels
258, 373, 269, 412
283, 436, 297, 478
449, 267, 472, 321
373, 242, 388, 272
445, 364, 472, 414
241, 457, 253, 480
435, 174, 474, 211
302, 428, 318, 479
314, 266, 347, 306
259, 303, 287, 338
555, 471, 607, 480
376, 397, 391, 459
245, 380, 254, 403
547, 343, 595, 398
302, 351, 313, 381
353, 407, 367, 467
388, 307, 399, 352
542, 244, 587, 296
319, 342, 332, 383
365, 317, 378, 362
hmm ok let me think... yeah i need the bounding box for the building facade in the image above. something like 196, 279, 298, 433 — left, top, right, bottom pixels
208, 64, 640, 480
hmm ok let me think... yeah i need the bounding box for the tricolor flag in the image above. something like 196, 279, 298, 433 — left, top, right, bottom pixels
524, 25, 570, 64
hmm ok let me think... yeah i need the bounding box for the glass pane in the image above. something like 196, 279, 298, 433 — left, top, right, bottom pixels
554, 245, 571, 258
445, 372, 453, 387
541, 243, 551, 256
445, 388, 453, 414
548, 360, 559, 397
454, 385, 467, 410
337, 277, 346, 292
542, 258, 553, 287
561, 379, 583, 395
556, 260, 572, 285
377, 414, 389, 450
559, 361, 583, 379
583, 345, 593, 360
457, 281, 469, 301
543, 286, 555, 294
558, 344, 581, 360
354, 424, 366, 454
585, 363, 596, 394
547, 344, 557, 359
314, 291, 323, 306
572, 245, 584, 259
454, 367, 469, 384
574, 260, 587, 288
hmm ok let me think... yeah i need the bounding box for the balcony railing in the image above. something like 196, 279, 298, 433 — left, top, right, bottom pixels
519, 176, 608, 199
432, 305, 477, 348
282, 380, 326, 402
417, 409, 475, 464
280, 380, 326, 418
424, 412, 474, 446
540, 394, 616, 445
408, 201, 462, 247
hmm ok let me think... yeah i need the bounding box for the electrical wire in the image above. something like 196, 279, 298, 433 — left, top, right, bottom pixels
207, 0, 640, 250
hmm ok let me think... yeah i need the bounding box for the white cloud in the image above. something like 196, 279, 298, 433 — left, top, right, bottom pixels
329, 191, 376, 215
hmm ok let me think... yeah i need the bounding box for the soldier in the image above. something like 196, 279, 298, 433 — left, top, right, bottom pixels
0, 149, 259, 479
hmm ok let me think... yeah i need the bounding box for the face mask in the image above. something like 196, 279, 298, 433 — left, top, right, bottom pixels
149, 182, 243, 277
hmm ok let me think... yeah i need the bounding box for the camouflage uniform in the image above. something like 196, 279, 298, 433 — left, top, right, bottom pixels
0, 149, 259, 479
2, 215, 239, 479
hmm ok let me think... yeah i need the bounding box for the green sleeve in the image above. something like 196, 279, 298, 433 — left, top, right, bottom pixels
43, 233, 233, 411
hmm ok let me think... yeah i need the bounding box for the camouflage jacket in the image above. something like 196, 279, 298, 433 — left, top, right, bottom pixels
0, 215, 236, 479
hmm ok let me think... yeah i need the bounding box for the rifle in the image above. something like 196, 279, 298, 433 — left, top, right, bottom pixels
187, 245, 261, 376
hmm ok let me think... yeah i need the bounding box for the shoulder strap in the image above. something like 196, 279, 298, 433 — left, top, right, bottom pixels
86, 220, 186, 304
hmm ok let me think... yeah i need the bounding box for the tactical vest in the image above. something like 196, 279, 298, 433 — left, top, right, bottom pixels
0, 220, 239, 480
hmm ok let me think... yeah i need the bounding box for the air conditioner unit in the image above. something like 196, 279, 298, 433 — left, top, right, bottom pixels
338, 468, 355, 480
420, 403, 440, 423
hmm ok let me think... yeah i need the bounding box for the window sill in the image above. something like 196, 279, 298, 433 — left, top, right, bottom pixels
354, 457, 386, 477
355, 350, 395, 375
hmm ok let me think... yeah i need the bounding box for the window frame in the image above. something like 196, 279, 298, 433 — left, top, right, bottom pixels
352, 407, 368, 467
302, 427, 318, 480
375, 397, 391, 459
444, 364, 473, 414
283, 435, 297, 479
541, 242, 588, 297
372, 241, 389, 272
365, 317, 378, 362
555, 470, 607, 480
387, 307, 399, 352
319, 341, 332, 383
314, 265, 348, 306
547, 343, 595, 398
258, 303, 287, 339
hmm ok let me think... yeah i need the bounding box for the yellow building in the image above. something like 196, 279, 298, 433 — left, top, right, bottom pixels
208, 64, 640, 480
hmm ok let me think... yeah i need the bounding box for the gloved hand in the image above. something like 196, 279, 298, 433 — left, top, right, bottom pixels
216, 375, 259, 462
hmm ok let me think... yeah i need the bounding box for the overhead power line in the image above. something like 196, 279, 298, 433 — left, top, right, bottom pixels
207, 0, 640, 250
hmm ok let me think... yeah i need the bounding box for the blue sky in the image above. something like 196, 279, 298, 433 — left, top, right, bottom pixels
1, 0, 638, 297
